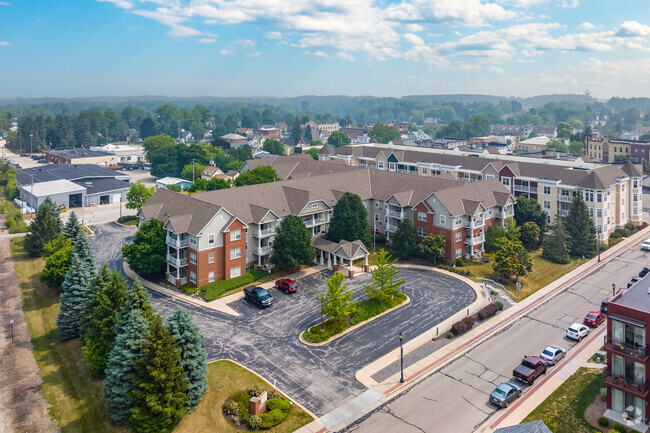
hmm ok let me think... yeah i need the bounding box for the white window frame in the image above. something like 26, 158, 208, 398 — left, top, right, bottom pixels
378, 161, 385, 170
230, 230, 241, 241
230, 248, 241, 260
422, 167, 428, 175
439, 215, 446, 225
374, 213, 380, 222
374, 200, 379, 207
208, 252, 215, 264
190, 252, 197, 264
543, 200, 551, 210
455, 248, 462, 258
417, 227, 427, 237
418, 212, 427, 222
190, 235, 197, 246
230, 266, 242, 278
311, 203, 318, 209
455, 232, 462, 242
208, 271, 215, 283
208, 233, 215, 245
189, 271, 197, 284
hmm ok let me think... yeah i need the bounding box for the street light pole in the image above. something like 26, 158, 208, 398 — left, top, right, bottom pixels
597, 234, 601, 262
399, 332, 405, 383
29, 133, 33, 155
612, 283, 616, 297
9, 320, 13, 344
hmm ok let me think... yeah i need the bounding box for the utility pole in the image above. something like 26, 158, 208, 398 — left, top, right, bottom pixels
29, 133, 33, 155
191, 158, 196, 183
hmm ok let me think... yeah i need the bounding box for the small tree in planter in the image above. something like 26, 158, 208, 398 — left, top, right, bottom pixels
363, 249, 405, 305
317, 272, 356, 327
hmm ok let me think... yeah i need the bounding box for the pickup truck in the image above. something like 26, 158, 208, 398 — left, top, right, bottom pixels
513, 356, 547, 385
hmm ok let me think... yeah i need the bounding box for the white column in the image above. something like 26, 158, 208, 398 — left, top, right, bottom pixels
327, 253, 332, 267
349, 258, 353, 270
320, 250, 324, 265
333, 255, 337, 266
365, 255, 369, 266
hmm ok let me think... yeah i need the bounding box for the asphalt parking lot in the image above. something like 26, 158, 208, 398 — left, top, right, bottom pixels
90, 222, 477, 416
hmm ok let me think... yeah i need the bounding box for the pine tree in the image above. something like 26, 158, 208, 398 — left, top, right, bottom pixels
271, 215, 316, 270
391, 219, 418, 259
327, 192, 372, 248
24, 197, 63, 257
56, 252, 91, 341
82, 269, 128, 376
64, 211, 83, 240
542, 210, 571, 264
103, 309, 150, 427
79, 265, 111, 338
565, 191, 598, 258
71, 226, 96, 274
129, 314, 188, 433
116, 280, 154, 333
363, 249, 405, 304
167, 307, 208, 412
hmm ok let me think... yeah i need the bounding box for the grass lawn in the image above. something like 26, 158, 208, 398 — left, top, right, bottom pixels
522, 367, 603, 433
461, 251, 588, 301
175, 360, 313, 433
10, 237, 124, 433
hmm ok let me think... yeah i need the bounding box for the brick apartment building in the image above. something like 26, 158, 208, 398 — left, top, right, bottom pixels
319, 143, 644, 242
586, 136, 650, 164
139, 159, 514, 287
603, 276, 650, 430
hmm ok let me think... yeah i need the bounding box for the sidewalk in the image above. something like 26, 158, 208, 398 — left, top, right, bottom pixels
294, 225, 650, 433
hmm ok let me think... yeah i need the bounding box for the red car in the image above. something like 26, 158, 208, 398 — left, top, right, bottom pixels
275, 278, 298, 293
584, 311, 605, 327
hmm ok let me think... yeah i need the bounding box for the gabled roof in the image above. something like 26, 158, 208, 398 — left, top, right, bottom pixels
621, 160, 643, 177
318, 143, 335, 155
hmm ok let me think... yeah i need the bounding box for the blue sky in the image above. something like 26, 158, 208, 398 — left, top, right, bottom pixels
1, 0, 650, 99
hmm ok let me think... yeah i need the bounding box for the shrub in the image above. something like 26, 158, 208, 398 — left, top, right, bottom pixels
625, 222, 636, 232
455, 258, 466, 267
599, 243, 608, 251
248, 415, 262, 430
462, 316, 475, 328
232, 390, 251, 408
478, 303, 499, 320
445, 332, 453, 339
631, 430, 641, 433
223, 400, 239, 416
451, 321, 467, 336
472, 259, 480, 264
373, 233, 386, 243
231, 415, 241, 425
266, 398, 290, 412
495, 301, 504, 310
267, 390, 282, 400
600, 387, 607, 400
117, 215, 139, 224
247, 384, 262, 398
609, 237, 623, 247
597, 416, 609, 427
464, 270, 471, 276
179, 283, 198, 295
204, 268, 267, 301
259, 408, 289, 429
613, 424, 627, 433
609, 231, 622, 239
614, 228, 628, 237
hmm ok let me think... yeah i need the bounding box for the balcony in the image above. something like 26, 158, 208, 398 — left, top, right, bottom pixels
166, 254, 187, 267
166, 235, 189, 248
387, 223, 399, 232
388, 209, 404, 219
168, 275, 187, 286
603, 369, 648, 396
464, 219, 485, 229
253, 227, 275, 237
255, 245, 273, 255
604, 336, 648, 360
557, 194, 574, 203
464, 234, 485, 245
303, 216, 328, 227
560, 210, 569, 217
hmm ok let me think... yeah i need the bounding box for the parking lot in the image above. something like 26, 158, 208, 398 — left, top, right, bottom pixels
90, 222, 478, 415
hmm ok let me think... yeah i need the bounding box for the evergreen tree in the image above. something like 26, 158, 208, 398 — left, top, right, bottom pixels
271, 215, 316, 270
64, 211, 83, 240
56, 252, 91, 341
129, 314, 188, 433
40, 238, 73, 290
327, 192, 372, 248
304, 124, 312, 143
71, 226, 96, 274
363, 249, 405, 304
122, 218, 167, 275
542, 210, 571, 264
82, 269, 128, 376
79, 265, 111, 338
565, 191, 597, 258
103, 309, 150, 427
167, 307, 208, 412
116, 280, 155, 333
24, 197, 63, 257
391, 218, 418, 259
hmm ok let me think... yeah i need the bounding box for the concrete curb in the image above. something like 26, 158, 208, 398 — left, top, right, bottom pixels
298, 295, 411, 347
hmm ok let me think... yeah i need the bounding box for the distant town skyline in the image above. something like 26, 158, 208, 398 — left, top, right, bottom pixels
1, 0, 650, 99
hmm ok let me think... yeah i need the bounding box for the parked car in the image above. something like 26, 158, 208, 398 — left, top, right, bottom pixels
628, 276, 642, 288
583, 311, 606, 327
37, 158, 47, 164
539, 345, 566, 365
244, 285, 274, 308
513, 356, 547, 385
566, 323, 590, 341
642, 239, 650, 251
639, 267, 650, 278
19, 152, 28, 157
30, 155, 40, 160
489, 382, 522, 408
601, 288, 626, 314
275, 278, 298, 293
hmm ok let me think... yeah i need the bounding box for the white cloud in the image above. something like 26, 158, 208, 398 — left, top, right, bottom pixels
313, 51, 328, 58
489, 66, 505, 73
561, 0, 579, 7
97, 0, 134, 10
221, 48, 234, 55
578, 22, 596, 30
245, 51, 261, 57
403, 33, 425, 45
384, 0, 518, 27
617, 21, 650, 37
264, 31, 283, 39
198, 38, 216, 43
0, 41, 9, 46
404, 23, 423, 32
337, 51, 356, 61
0, 1, 11, 5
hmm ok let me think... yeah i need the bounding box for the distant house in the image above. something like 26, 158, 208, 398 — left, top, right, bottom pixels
235, 127, 254, 137
203, 130, 214, 142
155, 177, 193, 190
221, 133, 248, 144
516, 136, 551, 153
258, 127, 280, 140
225, 170, 240, 180
179, 130, 193, 143
201, 166, 226, 180
275, 122, 288, 132
253, 150, 275, 159
531, 125, 557, 138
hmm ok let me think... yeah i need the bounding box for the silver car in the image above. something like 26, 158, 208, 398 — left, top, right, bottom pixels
539, 345, 566, 365
489, 382, 522, 408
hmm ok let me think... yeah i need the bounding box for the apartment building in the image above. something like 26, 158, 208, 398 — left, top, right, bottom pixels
603, 276, 650, 430
319, 144, 644, 241
138, 166, 515, 287
586, 136, 650, 164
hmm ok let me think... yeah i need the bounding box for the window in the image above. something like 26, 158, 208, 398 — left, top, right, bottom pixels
418, 212, 427, 222
190, 252, 197, 264
543, 200, 551, 210
208, 272, 215, 283
440, 232, 445, 239
378, 161, 385, 170
189, 271, 197, 284
501, 177, 510, 187
455, 217, 462, 226
634, 180, 639, 188
597, 209, 602, 218
208, 234, 215, 245
589, 208, 594, 218
374, 213, 380, 222
597, 193, 602, 203
190, 235, 197, 245
230, 230, 241, 241
485, 174, 495, 180
622, 184, 625, 192
230, 248, 241, 260
488, 208, 492, 216
417, 228, 427, 237
230, 266, 241, 278
456, 232, 462, 242
439, 215, 446, 225
374, 200, 379, 207
389, 162, 396, 171
543, 186, 551, 195
208, 252, 214, 264
312, 203, 318, 208
633, 193, 638, 202
422, 167, 428, 175
455, 248, 462, 258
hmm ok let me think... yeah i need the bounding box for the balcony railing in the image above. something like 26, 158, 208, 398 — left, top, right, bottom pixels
166, 254, 187, 267
387, 223, 399, 232
303, 216, 328, 227
603, 369, 648, 396
464, 219, 485, 229
604, 336, 648, 360
253, 227, 275, 237
388, 209, 404, 218
557, 194, 574, 203
464, 234, 485, 245
560, 210, 569, 217
166, 235, 189, 248
255, 245, 273, 255
168, 275, 187, 286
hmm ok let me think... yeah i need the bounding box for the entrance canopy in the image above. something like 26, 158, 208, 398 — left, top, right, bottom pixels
311, 235, 369, 261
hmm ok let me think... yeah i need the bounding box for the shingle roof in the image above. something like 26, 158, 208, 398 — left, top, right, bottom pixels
244, 155, 358, 180
621, 160, 643, 178
494, 420, 553, 433
318, 143, 335, 155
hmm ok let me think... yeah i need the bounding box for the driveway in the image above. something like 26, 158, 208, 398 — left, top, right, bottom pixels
90, 222, 477, 416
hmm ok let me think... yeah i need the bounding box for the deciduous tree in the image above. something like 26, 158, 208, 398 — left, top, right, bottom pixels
327, 130, 351, 147
492, 238, 533, 284
422, 234, 445, 264
391, 218, 418, 259
317, 272, 356, 325
126, 181, 155, 210
262, 138, 285, 155
363, 249, 405, 304
520, 221, 540, 250
369, 122, 400, 143
40, 238, 73, 290
233, 166, 280, 187
514, 196, 547, 233
271, 215, 316, 270
122, 218, 167, 275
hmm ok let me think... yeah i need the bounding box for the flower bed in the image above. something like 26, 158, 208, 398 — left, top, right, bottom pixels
222, 385, 291, 431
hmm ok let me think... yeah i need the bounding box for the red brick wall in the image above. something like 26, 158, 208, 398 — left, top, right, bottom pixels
196, 246, 224, 287
223, 220, 247, 280
413, 203, 434, 241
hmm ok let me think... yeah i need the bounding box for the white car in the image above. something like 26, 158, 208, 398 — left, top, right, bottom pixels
539, 345, 566, 365
566, 323, 590, 341
642, 239, 650, 251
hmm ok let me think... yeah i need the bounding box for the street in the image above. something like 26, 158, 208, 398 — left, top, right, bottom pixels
341, 240, 649, 433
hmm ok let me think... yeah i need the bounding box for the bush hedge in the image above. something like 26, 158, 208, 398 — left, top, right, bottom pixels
451, 316, 475, 336
478, 303, 499, 320
495, 301, 504, 310
223, 391, 291, 430
613, 424, 626, 433
597, 416, 609, 426
203, 268, 267, 301
117, 215, 138, 224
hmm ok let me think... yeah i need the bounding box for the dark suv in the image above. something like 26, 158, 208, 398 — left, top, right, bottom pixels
244, 285, 274, 308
